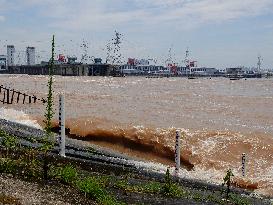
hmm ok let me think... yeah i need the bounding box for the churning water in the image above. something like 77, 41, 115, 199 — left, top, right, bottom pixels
0, 74, 272, 196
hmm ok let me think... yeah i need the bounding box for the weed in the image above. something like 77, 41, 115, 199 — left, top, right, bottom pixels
229, 193, 250, 205
0, 158, 17, 174
77, 177, 124, 205
206, 194, 225, 204
222, 169, 234, 199
161, 168, 185, 198
114, 179, 128, 190
55, 164, 78, 184
41, 34, 55, 180
138, 182, 162, 193
19, 148, 40, 178
0, 131, 19, 157
192, 192, 203, 202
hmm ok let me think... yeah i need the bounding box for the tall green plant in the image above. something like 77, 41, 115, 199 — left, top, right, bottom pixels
41, 35, 55, 180
44, 34, 55, 134
162, 168, 184, 197
0, 130, 18, 157
222, 169, 234, 199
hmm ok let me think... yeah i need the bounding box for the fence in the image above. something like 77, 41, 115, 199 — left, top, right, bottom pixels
0, 85, 46, 104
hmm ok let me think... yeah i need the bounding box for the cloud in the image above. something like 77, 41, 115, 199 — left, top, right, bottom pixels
0, 15, 5, 22
1, 0, 273, 31
37, 0, 273, 31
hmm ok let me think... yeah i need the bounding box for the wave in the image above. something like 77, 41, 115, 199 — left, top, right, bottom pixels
0, 108, 42, 129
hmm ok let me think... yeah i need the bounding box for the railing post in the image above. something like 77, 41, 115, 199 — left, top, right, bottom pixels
2, 90, 5, 104
59, 94, 66, 157
6, 89, 10, 104
11, 89, 15, 104
242, 153, 246, 177
16, 92, 20, 103
175, 130, 181, 176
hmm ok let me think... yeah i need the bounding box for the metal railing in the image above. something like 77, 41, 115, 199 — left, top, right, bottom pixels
0, 85, 46, 104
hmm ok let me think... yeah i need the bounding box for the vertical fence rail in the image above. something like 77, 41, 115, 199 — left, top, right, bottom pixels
175, 130, 181, 176
59, 94, 66, 157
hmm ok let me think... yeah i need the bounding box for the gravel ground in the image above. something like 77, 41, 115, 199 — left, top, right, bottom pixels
0, 173, 96, 205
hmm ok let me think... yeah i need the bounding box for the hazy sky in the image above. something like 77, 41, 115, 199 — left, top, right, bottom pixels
0, 0, 273, 68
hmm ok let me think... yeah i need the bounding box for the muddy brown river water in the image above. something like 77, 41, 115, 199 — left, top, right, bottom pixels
0, 75, 272, 196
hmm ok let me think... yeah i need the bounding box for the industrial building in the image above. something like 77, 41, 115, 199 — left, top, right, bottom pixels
26, 47, 35, 65
0, 55, 7, 70
7, 45, 15, 66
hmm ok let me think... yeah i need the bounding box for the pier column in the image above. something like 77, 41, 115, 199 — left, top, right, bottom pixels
175, 130, 181, 176
59, 94, 66, 157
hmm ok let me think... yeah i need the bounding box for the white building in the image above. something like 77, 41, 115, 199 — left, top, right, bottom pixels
7, 45, 15, 66
26, 47, 35, 65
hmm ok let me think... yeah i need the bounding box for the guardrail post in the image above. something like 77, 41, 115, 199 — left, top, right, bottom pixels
175, 130, 181, 176
59, 94, 66, 157
242, 153, 246, 177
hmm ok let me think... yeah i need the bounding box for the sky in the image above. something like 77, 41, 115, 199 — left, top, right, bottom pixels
0, 0, 273, 69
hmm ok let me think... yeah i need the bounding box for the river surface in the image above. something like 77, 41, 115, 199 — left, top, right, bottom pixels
0, 75, 272, 196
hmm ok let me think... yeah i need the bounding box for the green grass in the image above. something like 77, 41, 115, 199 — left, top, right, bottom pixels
0, 158, 17, 174
53, 164, 78, 184
229, 193, 250, 205
0, 130, 19, 150
77, 177, 124, 205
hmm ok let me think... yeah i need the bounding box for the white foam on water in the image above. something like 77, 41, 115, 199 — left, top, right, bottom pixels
127, 158, 272, 197
0, 108, 42, 129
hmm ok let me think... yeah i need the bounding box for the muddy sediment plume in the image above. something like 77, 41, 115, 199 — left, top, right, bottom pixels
52, 118, 194, 170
